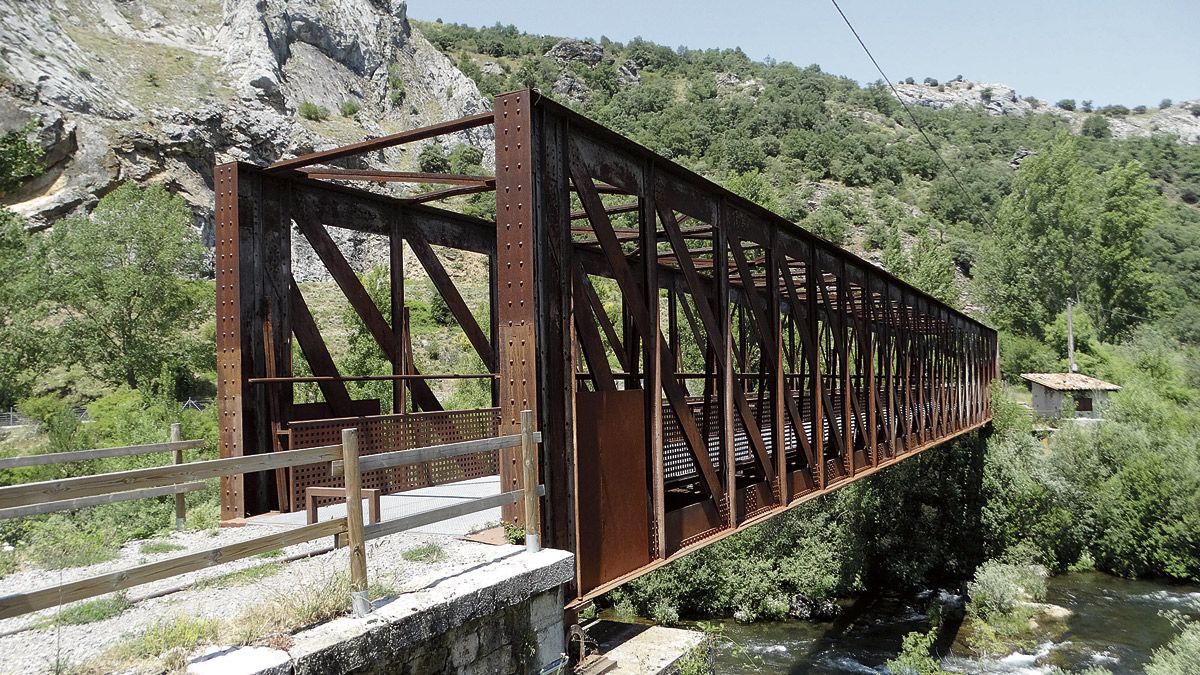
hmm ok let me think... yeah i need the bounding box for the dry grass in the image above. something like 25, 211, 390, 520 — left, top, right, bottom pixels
78, 568, 396, 673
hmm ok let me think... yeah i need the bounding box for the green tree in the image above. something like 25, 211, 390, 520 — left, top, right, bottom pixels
45, 183, 208, 389
1091, 161, 1163, 339
1081, 115, 1111, 139
976, 137, 1099, 336
0, 207, 47, 406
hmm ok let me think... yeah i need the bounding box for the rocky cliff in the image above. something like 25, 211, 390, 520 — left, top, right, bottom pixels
0, 0, 493, 277
892, 79, 1200, 144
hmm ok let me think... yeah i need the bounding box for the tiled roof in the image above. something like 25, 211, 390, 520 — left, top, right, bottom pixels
1020, 373, 1121, 392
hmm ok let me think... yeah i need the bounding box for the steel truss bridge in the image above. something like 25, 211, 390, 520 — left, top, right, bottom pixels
215, 89, 997, 605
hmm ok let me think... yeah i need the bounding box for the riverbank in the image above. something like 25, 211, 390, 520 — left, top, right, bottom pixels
711, 572, 1200, 674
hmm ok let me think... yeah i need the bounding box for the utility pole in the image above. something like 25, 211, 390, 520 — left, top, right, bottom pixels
1067, 299, 1078, 373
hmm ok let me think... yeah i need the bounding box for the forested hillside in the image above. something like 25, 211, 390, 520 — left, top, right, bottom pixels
421, 20, 1200, 346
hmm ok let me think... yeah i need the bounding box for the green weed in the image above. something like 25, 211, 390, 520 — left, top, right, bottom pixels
401, 543, 445, 564
42, 593, 130, 627
193, 562, 283, 589
139, 540, 184, 555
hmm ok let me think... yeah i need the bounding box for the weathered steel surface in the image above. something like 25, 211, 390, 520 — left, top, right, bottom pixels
575, 389, 650, 595
215, 89, 997, 603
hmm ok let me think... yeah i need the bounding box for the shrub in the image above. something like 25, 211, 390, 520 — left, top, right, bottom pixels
297, 101, 329, 121
923, 77, 938, 87
886, 630, 949, 675
0, 119, 43, 193
339, 100, 360, 117
806, 206, 850, 244
417, 143, 451, 173
24, 515, 118, 569
1082, 114, 1111, 139
1160, 98, 1172, 109
904, 77, 915, 85
964, 558, 1046, 655
1133, 105, 1147, 115
143, 70, 160, 87
1056, 99, 1076, 111
650, 601, 680, 626
980, 87, 993, 102
1146, 611, 1200, 675
388, 63, 406, 106
1081, 99, 1094, 112
1191, 104, 1200, 117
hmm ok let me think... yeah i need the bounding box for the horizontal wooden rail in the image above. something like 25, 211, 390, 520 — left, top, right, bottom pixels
0, 517, 348, 620
0, 482, 206, 520
355, 432, 542, 473
362, 485, 544, 542
0, 444, 342, 510
0, 440, 206, 470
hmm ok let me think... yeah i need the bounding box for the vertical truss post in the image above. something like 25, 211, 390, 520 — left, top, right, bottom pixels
494, 92, 537, 524
390, 214, 406, 414
769, 247, 787, 503
714, 202, 735, 526
641, 165, 666, 559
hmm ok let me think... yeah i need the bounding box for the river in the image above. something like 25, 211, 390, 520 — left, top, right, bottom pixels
712, 572, 1200, 673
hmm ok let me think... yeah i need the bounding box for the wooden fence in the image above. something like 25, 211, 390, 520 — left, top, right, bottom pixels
0, 413, 541, 621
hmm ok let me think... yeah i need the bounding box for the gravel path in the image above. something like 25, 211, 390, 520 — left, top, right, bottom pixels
0, 524, 518, 674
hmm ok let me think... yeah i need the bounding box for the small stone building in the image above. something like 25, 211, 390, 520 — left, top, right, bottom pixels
1021, 373, 1121, 420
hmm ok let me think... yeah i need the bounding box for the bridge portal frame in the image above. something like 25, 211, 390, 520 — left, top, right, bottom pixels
215, 89, 997, 604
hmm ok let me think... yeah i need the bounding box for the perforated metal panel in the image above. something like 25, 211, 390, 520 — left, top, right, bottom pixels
284, 408, 500, 512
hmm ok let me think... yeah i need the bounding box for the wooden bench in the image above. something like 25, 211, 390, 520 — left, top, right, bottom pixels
305, 486, 382, 525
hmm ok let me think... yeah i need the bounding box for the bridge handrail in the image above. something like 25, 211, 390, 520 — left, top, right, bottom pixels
0, 410, 542, 622
0, 438, 206, 471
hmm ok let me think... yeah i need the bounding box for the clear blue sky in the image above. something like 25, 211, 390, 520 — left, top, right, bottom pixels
407, 0, 1199, 106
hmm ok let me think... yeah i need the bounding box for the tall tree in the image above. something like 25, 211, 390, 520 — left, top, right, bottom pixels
0, 207, 47, 407
1092, 160, 1163, 339
45, 183, 208, 389
977, 137, 1099, 336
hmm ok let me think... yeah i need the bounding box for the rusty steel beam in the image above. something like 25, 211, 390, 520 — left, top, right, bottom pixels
269, 112, 496, 172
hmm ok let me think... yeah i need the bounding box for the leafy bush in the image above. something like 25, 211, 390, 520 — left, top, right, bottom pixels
417, 144, 451, 173
1146, 611, 1200, 675
886, 630, 949, 675
297, 101, 329, 121
339, 100, 360, 117
23, 515, 118, 569
1082, 115, 1111, 139
387, 63, 406, 106
1055, 99, 1076, 111
0, 120, 43, 193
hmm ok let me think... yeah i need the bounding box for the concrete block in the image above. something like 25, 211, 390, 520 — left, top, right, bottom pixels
188, 645, 291, 675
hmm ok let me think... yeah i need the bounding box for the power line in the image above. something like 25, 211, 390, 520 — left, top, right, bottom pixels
827, 0, 996, 231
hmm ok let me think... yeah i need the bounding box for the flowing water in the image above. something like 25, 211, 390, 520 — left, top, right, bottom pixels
713, 573, 1200, 673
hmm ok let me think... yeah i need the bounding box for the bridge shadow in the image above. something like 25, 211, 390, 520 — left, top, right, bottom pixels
776, 591, 967, 674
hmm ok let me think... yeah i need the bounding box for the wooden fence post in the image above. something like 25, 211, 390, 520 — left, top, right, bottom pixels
520, 410, 541, 553
342, 427, 370, 617
171, 423, 185, 531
